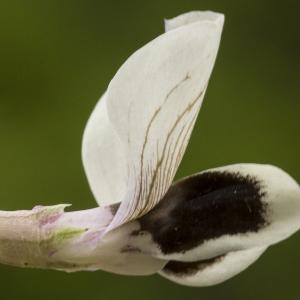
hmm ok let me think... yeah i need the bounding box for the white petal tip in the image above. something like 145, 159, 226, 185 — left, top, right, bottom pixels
164, 11, 225, 32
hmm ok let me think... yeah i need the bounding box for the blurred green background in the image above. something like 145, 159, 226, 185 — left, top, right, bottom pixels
0, 0, 299, 299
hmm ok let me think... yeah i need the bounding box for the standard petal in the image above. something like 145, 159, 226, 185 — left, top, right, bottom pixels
131, 164, 300, 261
165, 10, 224, 32
104, 11, 224, 229
82, 93, 127, 206
159, 247, 267, 287
82, 12, 224, 219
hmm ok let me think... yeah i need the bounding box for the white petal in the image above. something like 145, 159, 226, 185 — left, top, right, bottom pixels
82, 12, 224, 218
82, 93, 127, 206
159, 247, 267, 287
132, 163, 300, 262
165, 10, 224, 32
190, 164, 300, 258
104, 11, 224, 229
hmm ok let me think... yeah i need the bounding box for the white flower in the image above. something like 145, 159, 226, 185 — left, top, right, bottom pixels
0, 11, 299, 287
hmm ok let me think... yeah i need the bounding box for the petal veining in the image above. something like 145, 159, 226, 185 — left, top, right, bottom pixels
82, 11, 224, 230
105, 12, 224, 229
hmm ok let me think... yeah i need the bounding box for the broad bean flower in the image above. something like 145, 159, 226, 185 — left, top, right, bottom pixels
0, 11, 299, 287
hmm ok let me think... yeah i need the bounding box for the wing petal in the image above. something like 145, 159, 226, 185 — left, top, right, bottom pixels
133, 164, 300, 261
159, 247, 267, 287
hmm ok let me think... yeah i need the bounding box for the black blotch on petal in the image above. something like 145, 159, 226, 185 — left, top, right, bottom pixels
163, 255, 224, 277
136, 171, 268, 254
